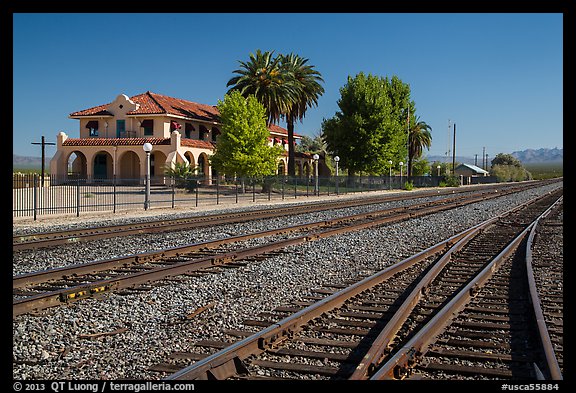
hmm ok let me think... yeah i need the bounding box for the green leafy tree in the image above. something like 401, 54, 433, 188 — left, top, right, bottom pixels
491, 165, 532, 182
321, 72, 410, 177
210, 91, 284, 191
296, 134, 324, 154
407, 116, 432, 177
410, 157, 430, 176
489, 153, 532, 182
278, 53, 325, 176
491, 153, 522, 167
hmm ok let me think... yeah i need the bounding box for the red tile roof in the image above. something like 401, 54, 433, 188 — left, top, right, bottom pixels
62, 137, 218, 150
63, 138, 171, 147
69, 91, 299, 137
268, 123, 290, 136
180, 139, 216, 149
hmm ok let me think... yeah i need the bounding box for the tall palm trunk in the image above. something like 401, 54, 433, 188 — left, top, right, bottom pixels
287, 119, 296, 176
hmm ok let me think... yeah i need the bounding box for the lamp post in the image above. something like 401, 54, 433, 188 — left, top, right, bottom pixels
143, 142, 153, 210
399, 161, 404, 183
313, 154, 320, 196
437, 165, 441, 176
333, 156, 340, 195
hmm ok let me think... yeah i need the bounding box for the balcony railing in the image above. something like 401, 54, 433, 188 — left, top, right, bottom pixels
117, 130, 137, 138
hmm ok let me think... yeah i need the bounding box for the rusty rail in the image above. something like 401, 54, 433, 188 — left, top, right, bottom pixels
163, 190, 562, 380
14, 186, 524, 317
525, 196, 563, 380
368, 193, 563, 380
165, 228, 478, 380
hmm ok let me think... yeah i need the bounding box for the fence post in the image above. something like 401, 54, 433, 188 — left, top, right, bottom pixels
33, 173, 38, 221
216, 176, 220, 205
252, 178, 255, 202
195, 180, 199, 207
235, 179, 238, 204
76, 178, 80, 217
293, 177, 297, 199
282, 176, 285, 200
171, 177, 175, 209
113, 175, 117, 213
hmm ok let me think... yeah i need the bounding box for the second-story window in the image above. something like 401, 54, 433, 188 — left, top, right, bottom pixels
185, 123, 195, 139
211, 127, 220, 142
86, 120, 99, 137
199, 125, 209, 141
141, 119, 154, 136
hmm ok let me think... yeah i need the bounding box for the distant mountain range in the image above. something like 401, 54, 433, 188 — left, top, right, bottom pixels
14, 147, 563, 170
425, 147, 562, 166
13, 154, 52, 170
510, 148, 563, 164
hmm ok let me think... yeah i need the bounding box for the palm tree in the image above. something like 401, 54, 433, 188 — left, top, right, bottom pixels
279, 53, 325, 176
164, 162, 198, 191
407, 116, 432, 177
226, 49, 299, 125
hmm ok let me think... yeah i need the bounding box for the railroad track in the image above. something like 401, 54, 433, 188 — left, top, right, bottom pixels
12, 182, 545, 317
157, 188, 562, 381
13, 180, 559, 251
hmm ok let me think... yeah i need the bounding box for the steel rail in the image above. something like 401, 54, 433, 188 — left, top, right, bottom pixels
12, 191, 475, 290
165, 228, 479, 380
12, 187, 455, 250
165, 191, 558, 381
349, 191, 563, 379
13, 189, 498, 317
525, 196, 563, 380
368, 194, 562, 380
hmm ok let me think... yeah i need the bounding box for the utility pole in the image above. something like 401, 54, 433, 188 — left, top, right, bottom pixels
474, 154, 478, 166
31, 135, 56, 187
452, 123, 456, 175
482, 146, 486, 170
446, 119, 451, 170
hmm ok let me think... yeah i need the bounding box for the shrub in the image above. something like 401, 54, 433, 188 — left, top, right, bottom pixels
442, 175, 461, 187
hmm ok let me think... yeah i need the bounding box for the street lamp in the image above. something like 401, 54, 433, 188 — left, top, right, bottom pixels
313, 154, 320, 196
143, 142, 153, 210
399, 161, 404, 181
333, 156, 340, 176
333, 156, 340, 195
437, 165, 441, 176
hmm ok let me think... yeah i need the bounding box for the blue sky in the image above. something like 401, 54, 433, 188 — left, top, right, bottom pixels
13, 13, 563, 161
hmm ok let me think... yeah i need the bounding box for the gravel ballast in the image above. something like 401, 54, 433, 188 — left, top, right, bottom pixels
12, 182, 562, 380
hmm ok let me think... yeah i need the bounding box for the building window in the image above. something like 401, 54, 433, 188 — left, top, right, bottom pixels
141, 119, 154, 136
185, 123, 195, 139
86, 120, 99, 137
211, 127, 220, 142
199, 125, 209, 141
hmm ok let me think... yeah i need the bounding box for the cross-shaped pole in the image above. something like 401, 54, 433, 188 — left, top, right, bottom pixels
31, 136, 55, 187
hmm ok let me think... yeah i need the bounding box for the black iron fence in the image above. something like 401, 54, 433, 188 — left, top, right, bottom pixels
13, 173, 488, 220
